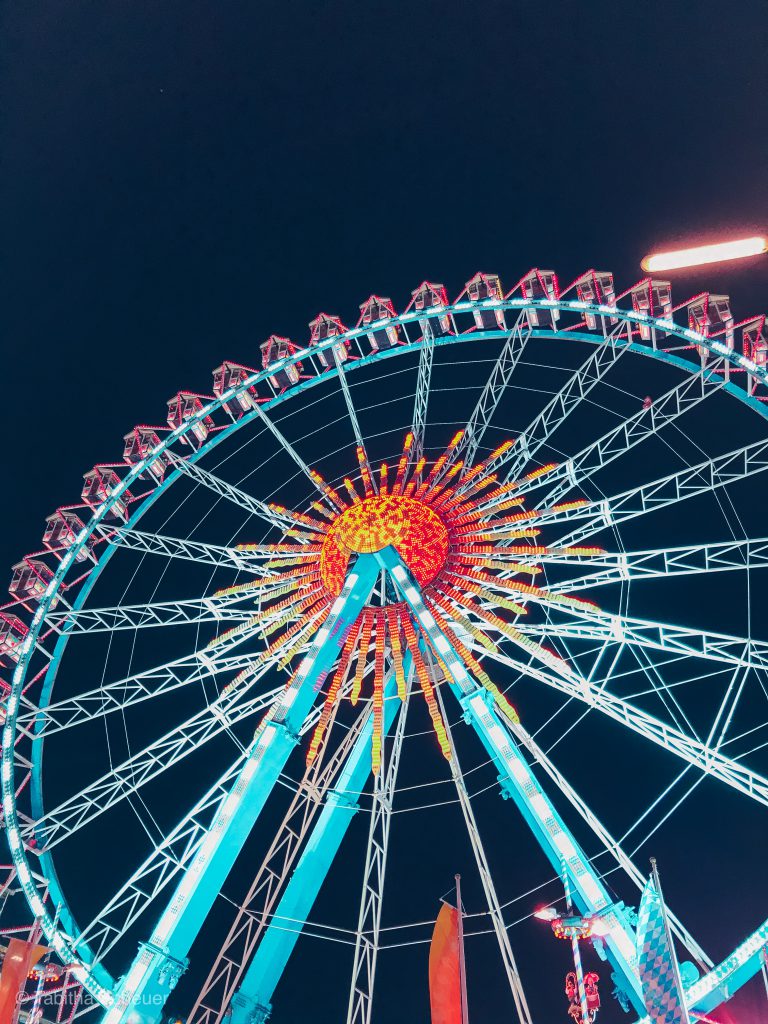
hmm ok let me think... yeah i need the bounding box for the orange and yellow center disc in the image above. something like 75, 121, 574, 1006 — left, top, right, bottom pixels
320, 495, 449, 595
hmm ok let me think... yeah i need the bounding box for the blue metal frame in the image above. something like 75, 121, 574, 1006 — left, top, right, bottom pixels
229, 659, 411, 1024
1, 297, 766, 1014
104, 556, 381, 1024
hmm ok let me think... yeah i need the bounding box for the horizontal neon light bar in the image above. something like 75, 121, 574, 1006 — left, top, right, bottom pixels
642, 236, 767, 272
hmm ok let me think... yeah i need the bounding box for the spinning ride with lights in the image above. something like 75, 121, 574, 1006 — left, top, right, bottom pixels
2, 270, 768, 1024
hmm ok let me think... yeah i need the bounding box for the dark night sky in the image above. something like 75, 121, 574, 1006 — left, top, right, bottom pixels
2, 2, 768, 1023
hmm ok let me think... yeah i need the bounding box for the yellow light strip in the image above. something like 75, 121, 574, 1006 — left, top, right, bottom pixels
371, 612, 386, 774
352, 610, 373, 705
402, 614, 452, 762
387, 607, 407, 701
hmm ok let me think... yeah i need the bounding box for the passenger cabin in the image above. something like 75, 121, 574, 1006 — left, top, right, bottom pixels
43, 508, 92, 562
167, 392, 215, 448
574, 271, 617, 329
688, 294, 734, 363
82, 467, 130, 521
0, 678, 10, 722
358, 295, 401, 352
631, 279, 672, 341
410, 282, 453, 337
465, 273, 506, 330
213, 362, 260, 418
519, 269, 560, 328
261, 336, 303, 391
0, 612, 28, 664
743, 316, 768, 395
308, 313, 349, 369
123, 427, 167, 482
9, 558, 53, 605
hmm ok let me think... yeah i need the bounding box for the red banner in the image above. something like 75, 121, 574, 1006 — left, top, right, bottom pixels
0, 939, 48, 1024
429, 903, 462, 1024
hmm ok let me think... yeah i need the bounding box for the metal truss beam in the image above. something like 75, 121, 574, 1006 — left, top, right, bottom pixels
75, 673, 344, 976
20, 615, 275, 738
411, 319, 435, 470
346, 681, 410, 1024
26, 679, 285, 851
533, 435, 768, 546
455, 313, 531, 474
44, 592, 255, 636
547, 535, 768, 592
170, 456, 294, 533
105, 557, 379, 1024
491, 321, 631, 485
98, 526, 263, 572
334, 348, 377, 493
520, 609, 768, 673
469, 640, 768, 809
74, 755, 246, 970
518, 359, 726, 507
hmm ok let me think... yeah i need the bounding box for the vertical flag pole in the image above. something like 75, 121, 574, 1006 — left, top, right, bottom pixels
563, 864, 590, 1024
455, 874, 470, 1024
650, 858, 690, 1022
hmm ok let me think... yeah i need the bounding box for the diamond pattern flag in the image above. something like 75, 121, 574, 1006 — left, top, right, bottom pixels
636, 877, 690, 1024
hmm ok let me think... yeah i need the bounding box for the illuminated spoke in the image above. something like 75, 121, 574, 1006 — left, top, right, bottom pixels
19, 616, 279, 737
252, 403, 328, 500
97, 525, 266, 572
470, 640, 768, 808
170, 455, 295, 532
519, 611, 768, 673
334, 348, 376, 492
24, 672, 283, 851
43, 591, 257, 635
454, 312, 531, 473
545, 535, 768, 592
517, 360, 727, 506
538, 435, 768, 546
411, 319, 435, 469
495, 320, 631, 483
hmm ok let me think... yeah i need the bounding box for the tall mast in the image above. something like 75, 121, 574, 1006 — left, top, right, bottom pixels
455, 874, 470, 1024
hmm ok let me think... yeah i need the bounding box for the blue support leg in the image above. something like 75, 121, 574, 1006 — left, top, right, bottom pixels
103, 557, 380, 1024
229, 665, 408, 1024
376, 546, 646, 1014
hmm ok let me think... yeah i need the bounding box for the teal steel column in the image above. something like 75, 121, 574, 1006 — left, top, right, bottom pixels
230, 662, 408, 1024
376, 547, 646, 1014
104, 556, 380, 1024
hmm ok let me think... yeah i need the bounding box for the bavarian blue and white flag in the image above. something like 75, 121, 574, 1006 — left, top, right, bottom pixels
636, 877, 691, 1024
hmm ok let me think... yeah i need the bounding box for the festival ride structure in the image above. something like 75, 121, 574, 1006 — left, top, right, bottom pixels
1, 269, 768, 1023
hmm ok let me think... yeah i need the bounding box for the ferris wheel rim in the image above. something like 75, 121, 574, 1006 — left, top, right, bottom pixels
3, 293, 768, 1012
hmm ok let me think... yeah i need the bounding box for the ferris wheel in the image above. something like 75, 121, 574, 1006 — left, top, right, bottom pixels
2, 269, 768, 1024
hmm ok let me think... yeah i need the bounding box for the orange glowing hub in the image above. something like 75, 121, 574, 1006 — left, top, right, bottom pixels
320, 495, 449, 595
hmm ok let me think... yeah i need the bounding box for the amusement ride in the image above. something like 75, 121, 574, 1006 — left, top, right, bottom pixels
1, 268, 768, 1024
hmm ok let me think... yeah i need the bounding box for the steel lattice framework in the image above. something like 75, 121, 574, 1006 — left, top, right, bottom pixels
2, 268, 768, 1024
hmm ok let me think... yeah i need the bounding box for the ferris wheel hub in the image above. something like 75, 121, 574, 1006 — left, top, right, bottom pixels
321, 494, 449, 595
